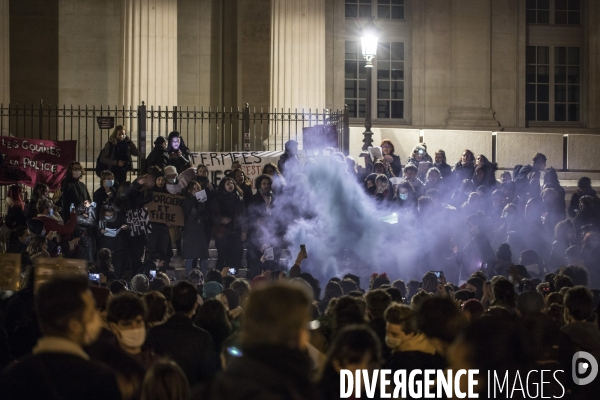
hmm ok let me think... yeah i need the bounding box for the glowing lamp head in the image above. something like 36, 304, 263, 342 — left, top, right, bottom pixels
361, 18, 380, 62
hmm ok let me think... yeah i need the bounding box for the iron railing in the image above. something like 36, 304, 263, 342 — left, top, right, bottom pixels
0, 102, 349, 215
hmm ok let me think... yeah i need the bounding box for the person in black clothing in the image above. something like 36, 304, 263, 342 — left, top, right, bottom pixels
211, 177, 247, 271
195, 299, 232, 360
93, 170, 117, 206
166, 131, 192, 173
452, 149, 475, 189
74, 202, 97, 264
144, 172, 173, 269
433, 149, 452, 180
7, 225, 30, 254
195, 284, 318, 400
4, 185, 27, 230
231, 168, 253, 206
569, 176, 598, 218
182, 180, 210, 276
365, 289, 392, 360
145, 136, 170, 172
26, 183, 50, 219
0, 275, 121, 400
451, 212, 496, 284
99, 125, 139, 186
96, 203, 130, 278
380, 138, 402, 177
384, 304, 446, 389
278, 139, 300, 178
317, 325, 382, 400
146, 281, 217, 388
59, 161, 91, 221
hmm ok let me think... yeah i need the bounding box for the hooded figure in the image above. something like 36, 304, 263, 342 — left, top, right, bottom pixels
278, 140, 300, 177
145, 136, 170, 172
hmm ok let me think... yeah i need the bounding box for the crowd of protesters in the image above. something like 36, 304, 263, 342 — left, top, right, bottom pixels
0, 129, 599, 399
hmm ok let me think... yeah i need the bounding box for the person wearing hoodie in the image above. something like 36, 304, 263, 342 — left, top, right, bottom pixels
558, 286, 600, 398
145, 136, 170, 172
166, 131, 193, 173
278, 139, 301, 178
569, 177, 598, 219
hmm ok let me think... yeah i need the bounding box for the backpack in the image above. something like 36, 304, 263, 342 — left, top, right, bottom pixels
95, 143, 114, 177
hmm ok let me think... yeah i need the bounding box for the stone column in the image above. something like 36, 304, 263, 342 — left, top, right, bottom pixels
446, 0, 500, 128
270, 0, 326, 112
120, 0, 177, 108
1, 0, 8, 107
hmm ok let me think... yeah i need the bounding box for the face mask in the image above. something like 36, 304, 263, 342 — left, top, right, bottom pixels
260, 188, 272, 196
197, 176, 208, 183
105, 215, 114, 220
168, 178, 177, 184
117, 326, 146, 348
82, 312, 102, 346
24, 236, 32, 244
72, 171, 82, 179
399, 193, 408, 201
48, 208, 54, 217
105, 180, 114, 188
385, 335, 402, 350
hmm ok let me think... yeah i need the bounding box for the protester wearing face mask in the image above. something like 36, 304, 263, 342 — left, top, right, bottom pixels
182, 181, 210, 276
105, 292, 158, 369
59, 161, 91, 222
93, 170, 117, 206
145, 136, 170, 172
99, 125, 139, 187
383, 304, 445, 378
163, 165, 183, 194
395, 181, 417, 213
0, 275, 121, 399
96, 203, 129, 279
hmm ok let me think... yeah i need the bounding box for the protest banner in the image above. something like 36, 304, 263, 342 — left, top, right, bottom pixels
34, 257, 87, 292
0, 253, 22, 291
126, 208, 153, 236
0, 136, 77, 190
146, 192, 185, 226
189, 151, 283, 188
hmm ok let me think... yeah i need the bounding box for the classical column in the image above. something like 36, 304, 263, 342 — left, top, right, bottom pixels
120, 0, 177, 108
270, 0, 326, 113
0, 0, 8, 107
446, 0, 500, 128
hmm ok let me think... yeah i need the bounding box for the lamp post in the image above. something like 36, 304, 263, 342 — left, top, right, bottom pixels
361, 18, 379, 151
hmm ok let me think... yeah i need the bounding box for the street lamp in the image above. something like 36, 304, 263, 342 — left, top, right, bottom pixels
361, 17, 379, 151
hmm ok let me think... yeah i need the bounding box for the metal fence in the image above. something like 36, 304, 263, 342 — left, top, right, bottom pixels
0, 102, 349, 215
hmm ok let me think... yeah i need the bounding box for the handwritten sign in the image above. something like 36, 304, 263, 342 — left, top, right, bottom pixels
0, 136, 77, 190
145, 192, 185, 226
126, 208, 152, 236
34, 257, 87, 292
0, 253, 21, 291
189, 151, 283, 188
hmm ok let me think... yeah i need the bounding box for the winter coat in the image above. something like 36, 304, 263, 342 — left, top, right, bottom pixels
569, 189, 598, 219
96, 212, 128, 252
181, 196, 210, 260
59, 178, 91, 221
145, 145, 170, 172
452, 161, 475, 189
99, 139, 138, 174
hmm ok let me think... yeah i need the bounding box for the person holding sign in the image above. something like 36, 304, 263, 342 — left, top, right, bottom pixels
99, 125, 139, 186
182, 181, 210, 276
96, 203, 129, 279
144, 172, 173, 270
211, 177, 247, 271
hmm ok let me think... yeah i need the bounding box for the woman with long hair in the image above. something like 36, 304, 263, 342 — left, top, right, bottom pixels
4, 185, 27, 230
231, 168, 253, 206
195, 299, 232, 357
58, 161, 91, 222
380, 138, 402, 177
262, 163, 286, 195
144, 171, 173, 271
181, 180, 210, 276
99, 124, 139, 186
26, 183, 50, 219
452, 149, 476, 190
211, 176, 247, 270
166, 131, 192, 173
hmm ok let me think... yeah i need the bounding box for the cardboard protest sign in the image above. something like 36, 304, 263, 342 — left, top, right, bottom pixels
126, 208, 152, 236
0, 136, 77, 190
0, 253, 22, 291
189, 151, 283, 189
145, 192, 185, 226
34, 257, 87, 292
